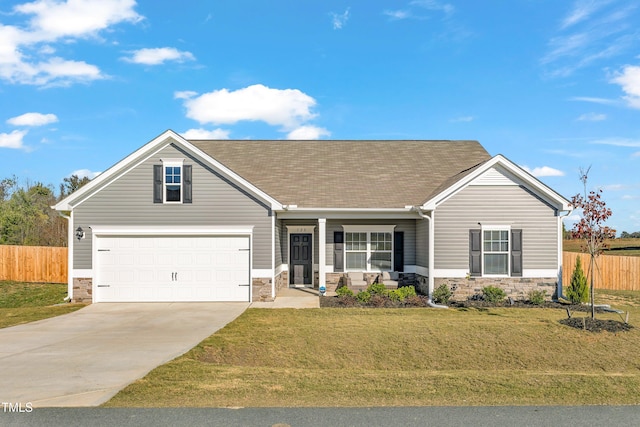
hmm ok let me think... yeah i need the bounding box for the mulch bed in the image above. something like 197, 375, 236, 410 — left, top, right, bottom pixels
559, 317, 633, 333
320, 295, 633, 333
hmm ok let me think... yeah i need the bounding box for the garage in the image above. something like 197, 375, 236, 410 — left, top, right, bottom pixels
94, 234, 251, 302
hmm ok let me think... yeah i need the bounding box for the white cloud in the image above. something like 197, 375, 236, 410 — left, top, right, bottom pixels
330, 8, 350, 29
610, 65, 640, 109
0, 0, 142, 86
0, 130, 28, 149
541, 2, 637, 77
180, 84, 318, 129
122, 47, 195, 65
622, 194, 640, 200
569, 96, 617, 105
7, 112, 58, 126
411, 0, 455, 16
449, 115, 475, 123
14, 0, 142, 39
286, 126, 331, 140
70, 168, 101, 179
174, 90, 198, 100
521, 165, 565, 177
180, 128, 230, 140
591, 137, 640, 147
563, 214, 582, 223
560, 0, 611, 29
633, 151, 640, 158
602, 184, 626, 191
384, 10, 411, 20
576, 112, 606, 121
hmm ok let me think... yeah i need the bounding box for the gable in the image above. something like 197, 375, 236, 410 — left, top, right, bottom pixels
55, 130, 281, 211
422, 156, 571, 212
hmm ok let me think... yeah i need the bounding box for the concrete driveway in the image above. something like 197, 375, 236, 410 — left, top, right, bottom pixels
0, 302, 248, 408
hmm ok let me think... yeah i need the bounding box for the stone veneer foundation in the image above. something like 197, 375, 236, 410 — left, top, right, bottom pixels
72, 278, 93, 303
434, 277, 558, 301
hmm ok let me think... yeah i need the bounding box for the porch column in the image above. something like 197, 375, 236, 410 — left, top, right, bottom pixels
318, 218, 326, 290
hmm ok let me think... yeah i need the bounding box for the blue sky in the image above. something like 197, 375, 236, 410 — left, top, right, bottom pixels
1, 0, 639, 233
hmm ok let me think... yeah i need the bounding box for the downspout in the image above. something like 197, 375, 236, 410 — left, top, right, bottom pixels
413, 207, 447, 309
56, 211, 73, 302
557, 209, 573, 300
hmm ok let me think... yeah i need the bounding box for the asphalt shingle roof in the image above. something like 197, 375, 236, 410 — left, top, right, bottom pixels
190, 139, 491, 209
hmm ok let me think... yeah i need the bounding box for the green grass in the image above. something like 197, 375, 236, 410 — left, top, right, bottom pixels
0, 281, 85, 328
564, 238, 640, 256
105, 290, 640, 407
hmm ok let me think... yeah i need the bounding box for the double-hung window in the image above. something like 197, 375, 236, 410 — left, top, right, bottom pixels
483, 229, 509, 275
154, 159, 192, 204
344, 226, 395, 271
470, 226, 522, 277
164, 164, 182, 202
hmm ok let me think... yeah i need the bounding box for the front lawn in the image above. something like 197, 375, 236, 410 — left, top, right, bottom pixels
0, 281, 84, 328
106, 290, 640, 407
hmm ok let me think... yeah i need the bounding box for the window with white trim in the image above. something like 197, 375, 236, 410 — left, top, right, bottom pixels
163, 160, 183, 203
370, 232, 392, 270
343, 226, 395, 271
483, 229, 509, 275
345, 232, 367, 270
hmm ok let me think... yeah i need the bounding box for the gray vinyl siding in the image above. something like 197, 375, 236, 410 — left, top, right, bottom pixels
415, 217, 429, 268
434, 185, 558, 271
72, 143, 273, 270
325, 219, 416, 267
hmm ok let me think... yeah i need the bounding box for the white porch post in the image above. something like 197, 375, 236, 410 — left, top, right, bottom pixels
318, 218, 326, 290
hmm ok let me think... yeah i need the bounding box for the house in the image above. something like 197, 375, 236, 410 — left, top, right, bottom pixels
54, 130, 571, 303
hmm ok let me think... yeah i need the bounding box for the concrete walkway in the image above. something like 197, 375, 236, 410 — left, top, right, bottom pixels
0, 302, 248, 408
250, 286, 320, 308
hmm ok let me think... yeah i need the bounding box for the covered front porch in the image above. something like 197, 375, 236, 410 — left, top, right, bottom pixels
272, 211, 435, 297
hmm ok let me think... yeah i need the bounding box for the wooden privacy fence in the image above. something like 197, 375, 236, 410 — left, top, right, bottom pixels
563, 252, 640, 291
0, 245, 67, 283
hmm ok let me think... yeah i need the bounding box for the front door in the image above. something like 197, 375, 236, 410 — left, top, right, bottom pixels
290, 233, 312, 286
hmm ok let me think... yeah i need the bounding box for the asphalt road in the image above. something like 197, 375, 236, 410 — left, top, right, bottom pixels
2, 406, 639, 427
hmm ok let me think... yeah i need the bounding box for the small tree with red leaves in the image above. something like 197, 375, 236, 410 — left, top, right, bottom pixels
570, 167, 616, 319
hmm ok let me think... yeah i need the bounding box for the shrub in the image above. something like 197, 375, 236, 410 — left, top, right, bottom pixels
528, 289, 546, 305
336, 286, 354, 297
367, 282, 388, 296
397, 285, 417, 300
567, 256, 588, 304
356, 290, 371, 304
482, 286, 506, 303
432, 284, 452, 304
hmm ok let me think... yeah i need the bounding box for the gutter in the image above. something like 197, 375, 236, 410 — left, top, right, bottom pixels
411, 207, 447, 309
56, 210, 73, 302
557, 209, 574, 301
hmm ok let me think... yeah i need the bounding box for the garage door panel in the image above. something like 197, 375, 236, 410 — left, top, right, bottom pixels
96, 235, 251, 302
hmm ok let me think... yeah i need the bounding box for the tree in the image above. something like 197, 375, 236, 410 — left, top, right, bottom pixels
566, 256, 588, 304
59, 174, 91, 199
570, 167, 616, 318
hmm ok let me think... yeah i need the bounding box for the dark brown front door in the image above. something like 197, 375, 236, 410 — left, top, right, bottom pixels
290, 234, 312, 285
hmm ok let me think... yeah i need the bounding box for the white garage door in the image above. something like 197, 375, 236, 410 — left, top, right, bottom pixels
95, 235, 251, 302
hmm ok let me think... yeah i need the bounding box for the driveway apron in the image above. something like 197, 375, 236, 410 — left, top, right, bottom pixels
0, 302, 248, 407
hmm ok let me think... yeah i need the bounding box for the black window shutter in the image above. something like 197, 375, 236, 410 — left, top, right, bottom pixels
183, 165, 192, 204
393, 231, 404, 272
334, 231, 344, 272
153, 165, 163, 203
469, 229, 482, 276
511, 229, 523, 277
